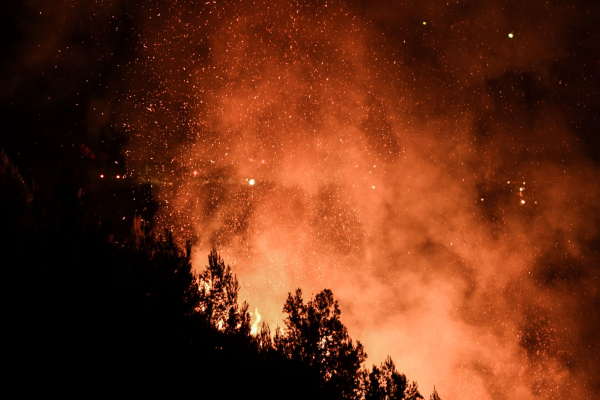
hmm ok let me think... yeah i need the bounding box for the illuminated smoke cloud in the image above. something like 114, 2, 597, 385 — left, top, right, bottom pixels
109, 1, 599, 399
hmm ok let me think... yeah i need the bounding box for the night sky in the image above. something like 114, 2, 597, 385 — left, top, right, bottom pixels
2, 1, 599, 398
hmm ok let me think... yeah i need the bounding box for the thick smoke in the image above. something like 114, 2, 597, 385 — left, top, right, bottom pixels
114, 1, 600, 398
5, 0, 598, 398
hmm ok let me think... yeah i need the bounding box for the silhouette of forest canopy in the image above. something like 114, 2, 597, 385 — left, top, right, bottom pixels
3, 149, 441, 399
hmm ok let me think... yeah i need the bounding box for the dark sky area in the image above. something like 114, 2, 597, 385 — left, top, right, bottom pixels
1, 1, 599, 398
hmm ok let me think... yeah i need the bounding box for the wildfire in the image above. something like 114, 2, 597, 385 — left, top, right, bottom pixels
116, 1, 600, 398
250, 308, 261, 335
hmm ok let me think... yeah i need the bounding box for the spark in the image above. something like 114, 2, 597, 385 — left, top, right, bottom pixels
508, 33, 514, 38
249, 179, 255, 186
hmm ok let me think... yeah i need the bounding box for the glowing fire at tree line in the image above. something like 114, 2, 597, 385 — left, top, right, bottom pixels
196, 248, 437, 399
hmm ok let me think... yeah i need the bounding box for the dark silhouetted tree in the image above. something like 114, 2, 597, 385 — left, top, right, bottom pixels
129, 229, 201, 318
277, 288, 366, 399
256, 322, 273, 353
198, 248, 250, 335
405, 381, 424, 400
364, 365, 385, 400
363, 356, 423, 400
429, 386, 442, 400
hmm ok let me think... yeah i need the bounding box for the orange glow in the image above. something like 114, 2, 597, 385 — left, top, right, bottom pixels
250, 308, 262, 335
117, 1, 600, 398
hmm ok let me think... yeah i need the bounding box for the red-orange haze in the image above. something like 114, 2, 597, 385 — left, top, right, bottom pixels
116, 1, 600, 398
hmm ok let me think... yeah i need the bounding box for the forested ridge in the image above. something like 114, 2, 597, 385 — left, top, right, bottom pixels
2, 150, 441, 399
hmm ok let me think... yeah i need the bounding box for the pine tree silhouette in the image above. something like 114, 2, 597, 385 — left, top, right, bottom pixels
405, 381, 424, 400
198, 248, 250, 335
430, 386, 442, 400
277, 288, 366, 399
364, 355, 422, 400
